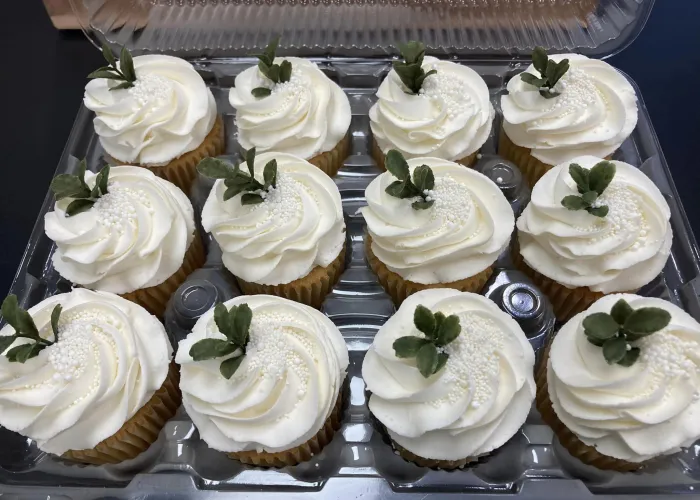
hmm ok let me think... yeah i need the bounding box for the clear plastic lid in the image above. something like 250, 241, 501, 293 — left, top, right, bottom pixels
69, 0, 654, 59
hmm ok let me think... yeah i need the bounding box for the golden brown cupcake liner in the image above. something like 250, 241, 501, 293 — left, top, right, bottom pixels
390, 439, 480, 470
62, 362, 182, 466
498, 127, 613, 189
308, 133, 351, 178
536, 347, 655, 472
121, 233, 206, 319
237, 245, 346, 310
371, 139, 478, 171
111, 115, 226, 194
365, 236, 492, 306
510, 237, 637, 323
228, 390, 344, 467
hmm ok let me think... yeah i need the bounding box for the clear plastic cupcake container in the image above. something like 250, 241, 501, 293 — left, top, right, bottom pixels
6, 0, 700, 497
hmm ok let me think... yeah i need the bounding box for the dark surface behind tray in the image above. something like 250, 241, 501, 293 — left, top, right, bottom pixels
0, 0, 698, 295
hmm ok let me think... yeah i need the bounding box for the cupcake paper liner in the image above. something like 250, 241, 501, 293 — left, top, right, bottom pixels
62, 363, 182, 466
112, 115, 226, 193
390, 439, 480, 470
236, 245, 346, 310
371, 139, 478, 171
510, 239, 630, 322
366, 236, 492, 306
536, 347, 653, 472
228, 390, 344, 467
498, 127, 613, 189
121, 233, 206, 319
308, 133, 351, 178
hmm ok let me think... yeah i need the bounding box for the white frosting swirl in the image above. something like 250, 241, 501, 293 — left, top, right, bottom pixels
548, 294, 700, 462
360, 157, 514, 284
177, 295, 349, 453
201, 153, 345, 285
501, 54, 638, 166
45, 166, 196, 295
229, 57, 351, 159
516, 156, 672, 293
363, 289, 535, 460
84, 55, 217, 166
0, 289, 171, 455
370, 57, 494, 161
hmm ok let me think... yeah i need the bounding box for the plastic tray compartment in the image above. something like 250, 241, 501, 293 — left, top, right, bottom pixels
3, 58, 700, 499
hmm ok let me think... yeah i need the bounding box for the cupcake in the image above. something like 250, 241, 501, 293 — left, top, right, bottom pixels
228, 38, 351, 177
537, 294, 700, 471
46, 164, 204, 318
0, 289, 179, 465
363, 289, 535, 469
199, 151, 346, 309
361, 150, 514, 305
500, 48, 638, 187
84, 46, 224, 192
514, 156, 672, 321
370, 41, 494, 170
177, 295, 349, 467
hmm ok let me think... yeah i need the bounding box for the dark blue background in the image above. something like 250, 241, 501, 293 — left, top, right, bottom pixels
0, 0, 698, 292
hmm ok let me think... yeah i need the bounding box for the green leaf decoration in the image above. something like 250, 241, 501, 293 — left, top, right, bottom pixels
436, 315, 462, 346
611, 299, 634, 325
392, 41, 436, 94
0, 335, 16, 355
416, 343, 439, 378
233, 304, 252, 347
213, 303, 231, 340
569, 163, 589, 194
561, 195, 589, 211
624, 307, 671, 336
5, 343, 44, 364
434, 312, 445, 334
434, 352, 449, 374
198, 158, 236, 179
0, 295, 54, 363
602, 337, 627, 364
66, 199, 95, 217
197, 151, 276, 205
263, 160, 278, 189
51, 161, 110, 217
189, 301, 255, 379
560, 160, 614, 218
88, 43, 137, 90
519, 73, 545, 88
383, 150, 436, 211
220, 355, 245, 379
582, 312, 620, 340
413, 305, 436, 336
393, 336, 429, 358
393, 304, 461, 378
245, 148, 256, 178
411, 200, 435, 210
588, 161, 616, 196
586, 206, 609, 218
241, 193, 265, 205
1, 295, 20, 331
582, 300, 671, 367
385, 150, 410, 181
251, 87, 272, 98
189, 339, 237, 361
250, 37, 292, 97
50, 304, 62, 343
412, 165, 435, 193
532, 46, 548, 75
617, 347, 641, 367
520, 47, 569, 100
